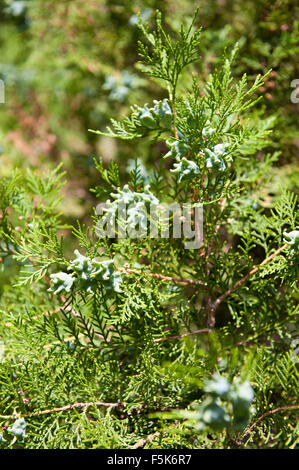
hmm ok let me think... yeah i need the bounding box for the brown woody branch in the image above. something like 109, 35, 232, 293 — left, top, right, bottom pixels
0, 401, 125, 420
132, 431, 161, 449
154, 328, 210, 343
241, 404, 299, 441
208, 243, 288, 327
117, 267, 207, 287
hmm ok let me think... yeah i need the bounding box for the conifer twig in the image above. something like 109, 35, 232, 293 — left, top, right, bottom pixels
117, 267, 208, 287
168, 84, 178, 139
154, 328, 210, 342
208, 243, 288, 326
11, 242, 208, 290
0, 401, 125, 420
241, 404, 299, 440
132, 431, 161, 449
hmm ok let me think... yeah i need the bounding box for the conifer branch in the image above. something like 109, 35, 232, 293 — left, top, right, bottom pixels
241, 404, 299, 441
167, 84, 178, 139
0, 401, 125, 420
117, 266, 208, 287
208, 243, 288, 325
154, 328, 210, 342
132, 431, 161, 449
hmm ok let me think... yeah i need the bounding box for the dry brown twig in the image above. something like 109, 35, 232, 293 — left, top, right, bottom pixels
154, 328, 210, 343
0, 401, 125, 420
241, 404, 299, 441
208, 243, 288, 327
132, 431, 161, 449
117, 266, 208, 287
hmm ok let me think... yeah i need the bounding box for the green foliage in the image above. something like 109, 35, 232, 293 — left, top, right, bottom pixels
0, 3, 298, 450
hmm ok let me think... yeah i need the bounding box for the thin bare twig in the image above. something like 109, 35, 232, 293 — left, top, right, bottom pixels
241, 404, 299, 440
208, 243, 288, 326
0, 401, 125, 420
132, 431, 161, 449
154, 328, 210, 343
117, 267, 207, 287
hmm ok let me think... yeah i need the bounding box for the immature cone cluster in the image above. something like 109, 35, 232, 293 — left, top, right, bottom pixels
7, 418, 27, 438
204, 143, 232, 171
170, 157, 200, 183
135, 98, 172, 129
48, 272, 74, 295
103, 70, 140, 102
49, 250, 122, 295
196, 374, 254, 431
202, 120, 216, 138
165, 138, 200, 183
165, 139, 189, 160
166, 120, 232, 182
283, 230, 299, 255
103, 184, 160, 236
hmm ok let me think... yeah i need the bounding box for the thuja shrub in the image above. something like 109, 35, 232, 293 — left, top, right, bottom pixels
0, 11, 298, 449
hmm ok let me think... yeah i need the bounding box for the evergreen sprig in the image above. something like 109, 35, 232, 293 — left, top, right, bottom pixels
0, 9, 298, 450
